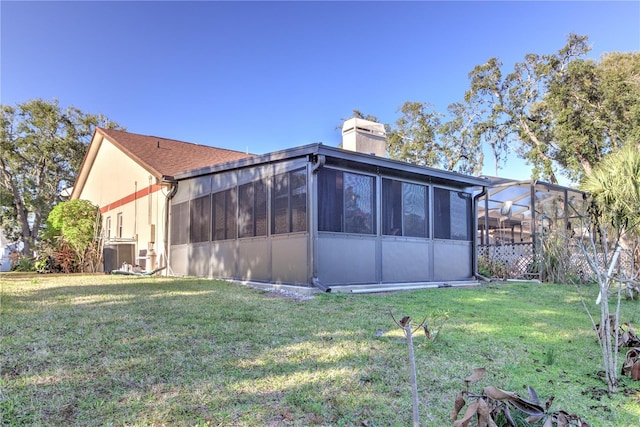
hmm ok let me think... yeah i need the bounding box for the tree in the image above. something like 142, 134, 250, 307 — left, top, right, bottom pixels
567, 142, 640, 394
344, 36, 638, 181
387, 101, 442, 167
386, 101, 484, 174
44, 199, 102, 272
465, 34, 640, 183
344, 109, 383, 124
581, 142, 640, 244
436, 101, 484, 175
0, 99, 120, 257
465, 34, 591, 183
545, 52, 640, 181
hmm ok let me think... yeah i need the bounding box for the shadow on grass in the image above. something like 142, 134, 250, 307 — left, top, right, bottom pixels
1, 276, 638, 426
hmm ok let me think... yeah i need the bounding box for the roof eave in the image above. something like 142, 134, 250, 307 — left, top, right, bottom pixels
175, 143, 489, 188
70, 128, 103, 199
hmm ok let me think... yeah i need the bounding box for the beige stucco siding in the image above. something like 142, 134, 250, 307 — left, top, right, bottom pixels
79, 138, 155, 206
77, 137, 170, 269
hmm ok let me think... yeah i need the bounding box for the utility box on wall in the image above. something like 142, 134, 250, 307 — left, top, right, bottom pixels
103, 243, 135, 273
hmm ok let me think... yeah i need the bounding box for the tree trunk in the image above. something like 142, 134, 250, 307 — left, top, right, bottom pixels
0, 156, 35, 257
600, 298, 618, 393
518, 118, 559, 183
403, 321, 420, 427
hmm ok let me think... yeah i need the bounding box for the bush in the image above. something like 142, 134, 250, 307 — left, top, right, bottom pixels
478, 255, 509, 279
9, 253, 35, 272
44, 200, 102, 273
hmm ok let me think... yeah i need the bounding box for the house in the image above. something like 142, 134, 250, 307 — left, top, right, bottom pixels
168, 119, 488, 292
70, 128, 251, 272
0, 229, 17, 272
72, 121, 489, 291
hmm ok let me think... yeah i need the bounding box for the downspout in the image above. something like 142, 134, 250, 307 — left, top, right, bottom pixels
309, 154, 331, 292
163, 176, 178, 275
134, 181, 138, 240
312, 277, 331, 293
311, 153, 325, 174
473, 185, 491, 282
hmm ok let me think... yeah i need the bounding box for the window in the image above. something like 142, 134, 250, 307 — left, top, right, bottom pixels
238, 179, 267, 238
189, 195, 211, 243
382, 179, 429, 237
171, 202, 189, 245
318, 169, 375, 234
290, 170, 307, 233
212, 188, 237, 240
255, 180, 267, 236
272, 169, 307, 234
116, 213, 123, 239
105, 217, 112, 240
434, 188, 471, 240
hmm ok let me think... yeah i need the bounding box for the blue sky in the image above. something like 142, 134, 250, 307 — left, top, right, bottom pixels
2, 1, 639, 181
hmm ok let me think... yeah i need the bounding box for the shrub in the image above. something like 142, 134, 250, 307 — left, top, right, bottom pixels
9, 252, 35, 272
44, 199, 102, 272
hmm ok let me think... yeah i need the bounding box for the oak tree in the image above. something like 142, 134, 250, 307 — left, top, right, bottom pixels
0, 99, 120, 256
465, 33, 640, 183
545, 51, 640, 181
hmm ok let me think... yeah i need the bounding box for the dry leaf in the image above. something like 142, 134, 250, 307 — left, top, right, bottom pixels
451, 392, 466, 421
465, 367, 486, 383
483, 386, 516, 400
526, 414, 544, 423
556, 411, 569, 427
399, 316, 410, 327
453, 400, 479, 427
545, 395, 555, 411
423, 324, 431, 339
632, 362, 640, 380
476, 398, 491, 427
484, 386, 544, 416
502, 405, 515, 427
527, 385, 541, 405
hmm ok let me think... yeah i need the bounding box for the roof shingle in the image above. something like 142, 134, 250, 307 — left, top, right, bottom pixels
98, 128, 253, 178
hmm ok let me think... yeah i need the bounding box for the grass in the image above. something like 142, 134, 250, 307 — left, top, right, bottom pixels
1, 273, 639, 426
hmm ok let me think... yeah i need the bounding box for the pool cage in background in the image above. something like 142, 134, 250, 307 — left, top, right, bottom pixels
477, 178, 589, 281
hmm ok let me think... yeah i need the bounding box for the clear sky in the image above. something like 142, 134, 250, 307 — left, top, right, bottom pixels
2, 1, 639, 181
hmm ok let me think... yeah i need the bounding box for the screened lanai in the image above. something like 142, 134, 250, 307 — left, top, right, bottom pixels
477, 177, 589, 280
168, 143, 487, 292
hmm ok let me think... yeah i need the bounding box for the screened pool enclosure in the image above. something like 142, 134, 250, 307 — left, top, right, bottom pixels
477, 177, 589, 280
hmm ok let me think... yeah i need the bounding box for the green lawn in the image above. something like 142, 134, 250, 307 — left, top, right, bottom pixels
1, 273, 638, 426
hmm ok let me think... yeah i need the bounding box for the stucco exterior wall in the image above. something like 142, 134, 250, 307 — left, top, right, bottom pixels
77, 137, 170, 270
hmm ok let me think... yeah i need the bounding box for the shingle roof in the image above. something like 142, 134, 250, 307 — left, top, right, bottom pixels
97, 128, 253, 178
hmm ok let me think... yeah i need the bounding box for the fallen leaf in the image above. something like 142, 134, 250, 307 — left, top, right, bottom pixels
527, 385, 541, 405
453, 400, 479, 427
465, 367, 486, 383
484, 386, 544, 416
451, 392, 466, 421
502, 405, 515, 427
